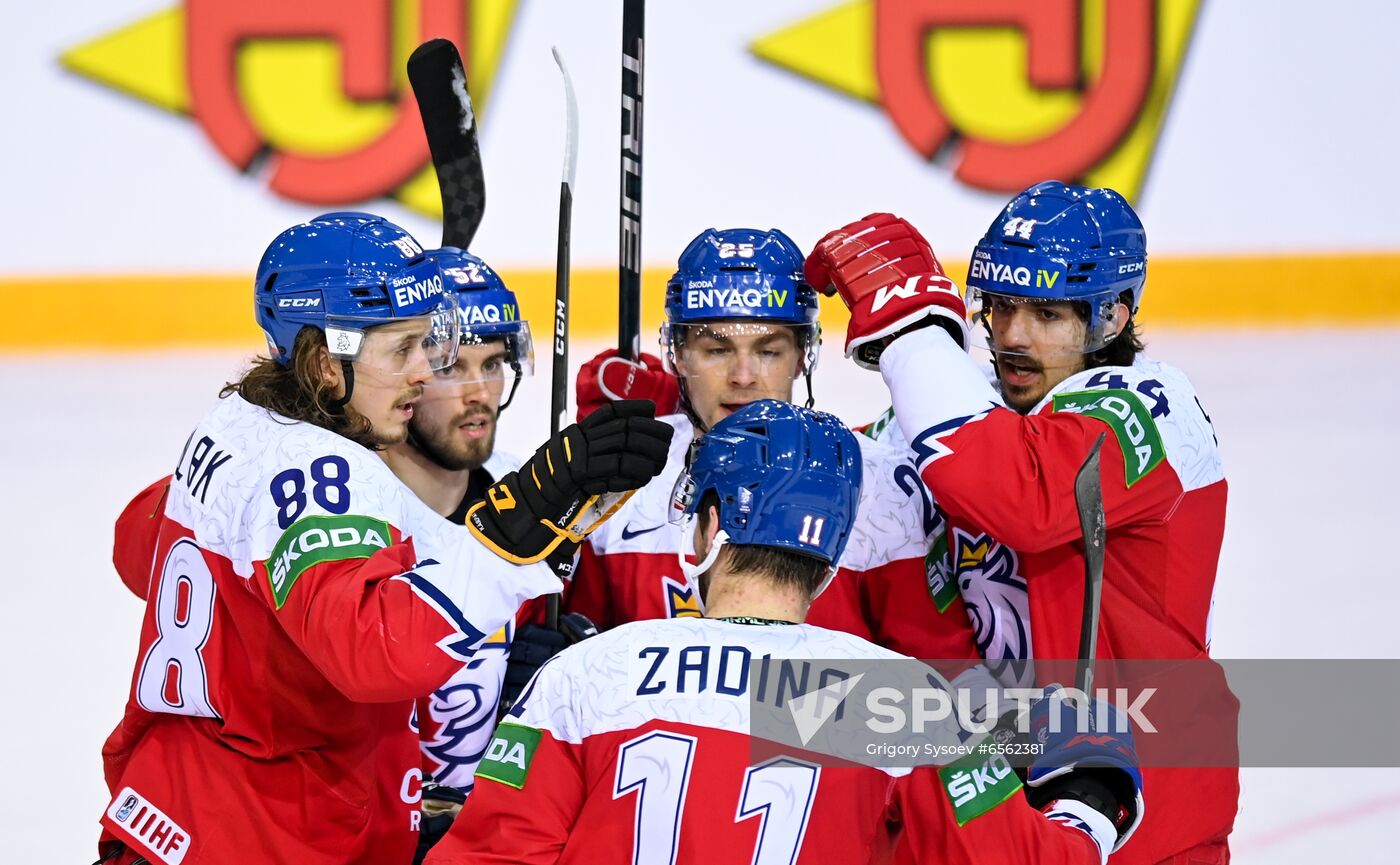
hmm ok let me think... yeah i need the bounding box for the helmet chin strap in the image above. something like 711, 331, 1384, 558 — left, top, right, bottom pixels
498, 363, 523, 412
803, 331, 820, 410
329, 359, 355, 411
677, 517, 728, 615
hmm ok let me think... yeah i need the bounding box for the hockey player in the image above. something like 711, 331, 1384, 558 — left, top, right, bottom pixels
99, 213, 672, 865
383, 246, 537, 523
566, 227, 977, 661
380, 247, 597, 860
807, 184, 1236, 865
424, 400, 1141, 865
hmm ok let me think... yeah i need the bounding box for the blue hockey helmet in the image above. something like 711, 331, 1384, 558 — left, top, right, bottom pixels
254, 212, 459, 371
425, 247, 535, 408
670, 399, 862, 607
967, 181, 1146, 353
661, 228, 823, 424
661, 227, 820, 358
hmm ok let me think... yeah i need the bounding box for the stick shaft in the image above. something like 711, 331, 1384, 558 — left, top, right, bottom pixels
547, 47, 580, 630
617, 0, 645, 357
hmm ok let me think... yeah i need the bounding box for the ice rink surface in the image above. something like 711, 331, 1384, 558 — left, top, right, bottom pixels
3, 329, 1397, 861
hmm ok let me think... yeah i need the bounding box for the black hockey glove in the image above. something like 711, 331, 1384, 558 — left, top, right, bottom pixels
498, 612, 598, 719
413, 782, 467, 865
467, 400, 672, 565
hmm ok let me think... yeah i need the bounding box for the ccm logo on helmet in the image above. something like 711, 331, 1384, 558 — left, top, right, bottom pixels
276, 297, 321, 308
1119, 261, 1145, 274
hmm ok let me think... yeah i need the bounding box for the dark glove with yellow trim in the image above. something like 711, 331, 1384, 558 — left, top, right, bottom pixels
467, 400, 673, 565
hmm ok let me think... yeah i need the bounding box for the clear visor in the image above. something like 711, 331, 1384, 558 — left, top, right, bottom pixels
426, 323, 536, 389
663, 321, 818, 380
325, 293, 461, 376
969, 289, 1125, 361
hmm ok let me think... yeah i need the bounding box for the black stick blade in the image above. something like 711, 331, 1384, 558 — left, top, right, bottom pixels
408, 38, 485, 249
1074, 432, 1108, 696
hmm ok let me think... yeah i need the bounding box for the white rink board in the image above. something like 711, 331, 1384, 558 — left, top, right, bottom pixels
6, 0, 1400, 275
1, 330, 1397, 861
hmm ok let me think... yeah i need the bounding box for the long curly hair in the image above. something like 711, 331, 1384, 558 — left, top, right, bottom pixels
221, 327, 378, 449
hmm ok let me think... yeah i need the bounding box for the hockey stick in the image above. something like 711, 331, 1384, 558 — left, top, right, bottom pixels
1074, 432, 1108, 697
408, 39, 486, 248
617, 0, 645, 358
551, 47, 579, 439
545, 48, 580, 631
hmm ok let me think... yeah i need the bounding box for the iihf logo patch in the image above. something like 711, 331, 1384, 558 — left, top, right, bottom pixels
115, 795, 137, 822
662, 576, 702, 618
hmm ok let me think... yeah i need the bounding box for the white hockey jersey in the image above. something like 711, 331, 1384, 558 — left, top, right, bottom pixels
424, 618, 1111, 865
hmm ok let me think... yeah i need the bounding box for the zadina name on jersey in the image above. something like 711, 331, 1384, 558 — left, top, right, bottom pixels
424, 618, 1113, 865
101, 395, 559, 865
566, 414, 982, 662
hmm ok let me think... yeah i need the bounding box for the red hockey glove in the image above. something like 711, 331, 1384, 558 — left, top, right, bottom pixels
804, 212, 969, 370
575, 349, 680, 422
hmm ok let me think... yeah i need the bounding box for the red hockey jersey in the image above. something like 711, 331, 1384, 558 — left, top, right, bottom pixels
565, 414, 980, 662
876, 329, 1238, 865
424, 618, 1112, 865
100, 395, 561, 865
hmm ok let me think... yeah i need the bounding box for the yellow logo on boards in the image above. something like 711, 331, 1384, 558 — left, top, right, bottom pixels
60, 1, 521, 216
751, 0, 1202, 201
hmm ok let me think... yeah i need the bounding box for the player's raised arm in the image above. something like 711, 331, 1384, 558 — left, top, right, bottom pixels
807, 191, 1196, 553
